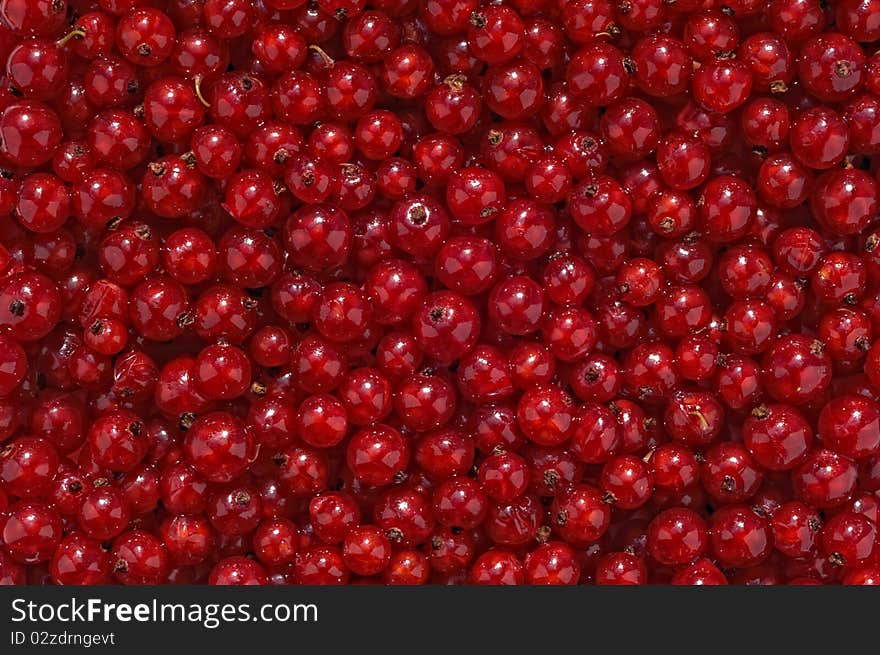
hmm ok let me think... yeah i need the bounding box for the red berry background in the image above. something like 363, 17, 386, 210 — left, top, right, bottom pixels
0, 0, 878, 587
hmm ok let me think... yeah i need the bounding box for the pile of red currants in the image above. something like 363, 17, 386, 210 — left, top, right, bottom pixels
0, 0, 879, 586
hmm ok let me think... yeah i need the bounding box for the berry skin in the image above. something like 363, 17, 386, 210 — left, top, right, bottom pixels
647, 508, 708, 566
671, 558, 728, 586
346, 424, 409, 487
112, 530, 169, 585
817, 396, 880, 460
821, 511, 877, 567
793, 449, 858, 510
709, 505, 772, 568
184, 412, 254, 483
50, 534, 112, 585
743, 404, 812, 471
3, 501, 63, 564
0, 272, 62, 341
1, 437, 59, 499
762, 335, 832, 406
0, 101, 63, 167
0, 0, 876, 589
692, 59, 752, 113
551, 484, 611, 546
412, 291, 480, 365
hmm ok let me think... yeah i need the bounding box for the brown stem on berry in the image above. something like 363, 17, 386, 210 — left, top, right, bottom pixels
750, 404, 770, 420
835, 61, 853, 78
444, 74, 467, 91
602, 491, 617, 504
250, 381, 267, 396
8, 299, 24, 317
535, 525, 552, 542
176, 310, 195, 328
407, 202, 428, 225
308, 44, 335, 68
595, 24, 622, 38
56, 27, 86, 47
134, 224, 152, 240
179, 412, 196, 430
769, 81, 788, 94
581, 136, 597, 151
658, 216, 675, 233
688, 410, 710, 431
487, 129, 503, 146
193, 75, 210, 107
637, 386, 655, 401
89, 319, 104, 335
810, 339, 826, 356
468, 11, 487, 28
273, 148, 290, 165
